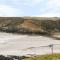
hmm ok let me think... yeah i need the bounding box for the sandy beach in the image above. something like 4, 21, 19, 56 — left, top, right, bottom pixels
0, 32, 60, 56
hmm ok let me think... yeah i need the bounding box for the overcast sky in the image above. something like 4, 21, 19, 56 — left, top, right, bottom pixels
0, 0, 60, 17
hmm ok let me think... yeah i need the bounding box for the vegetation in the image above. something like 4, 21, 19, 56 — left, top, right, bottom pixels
0, 17, 60, 36
23, 54, 60, 60
1, 54, 60, 60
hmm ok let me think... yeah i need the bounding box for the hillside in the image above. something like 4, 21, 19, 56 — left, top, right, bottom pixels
0, 17, 60, 36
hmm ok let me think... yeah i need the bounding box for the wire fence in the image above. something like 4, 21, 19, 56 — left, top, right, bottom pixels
24, 44, 60, 55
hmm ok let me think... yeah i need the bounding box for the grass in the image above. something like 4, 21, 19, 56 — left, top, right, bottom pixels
23, 54, 60, 60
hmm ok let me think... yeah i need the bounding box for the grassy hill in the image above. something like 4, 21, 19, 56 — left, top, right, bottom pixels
0, 17, 60, 36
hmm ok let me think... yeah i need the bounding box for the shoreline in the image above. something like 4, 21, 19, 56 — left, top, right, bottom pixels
0, 32, 60, 56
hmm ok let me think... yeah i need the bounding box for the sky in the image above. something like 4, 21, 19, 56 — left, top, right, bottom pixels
0, 0, 60, 17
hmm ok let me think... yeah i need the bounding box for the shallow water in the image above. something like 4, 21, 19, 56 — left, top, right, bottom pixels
0, 32, 60, 56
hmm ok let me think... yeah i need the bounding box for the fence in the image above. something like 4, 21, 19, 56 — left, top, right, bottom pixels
23, 44, 60, 55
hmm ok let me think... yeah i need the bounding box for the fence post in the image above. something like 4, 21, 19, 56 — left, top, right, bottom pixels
48, 44, 53, 60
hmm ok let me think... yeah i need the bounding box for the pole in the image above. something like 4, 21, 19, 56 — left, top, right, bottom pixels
51, 44, 53, 60
49, 44, 54, 60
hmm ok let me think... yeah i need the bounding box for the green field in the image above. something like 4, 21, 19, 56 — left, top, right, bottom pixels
23, 54, 60, 60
